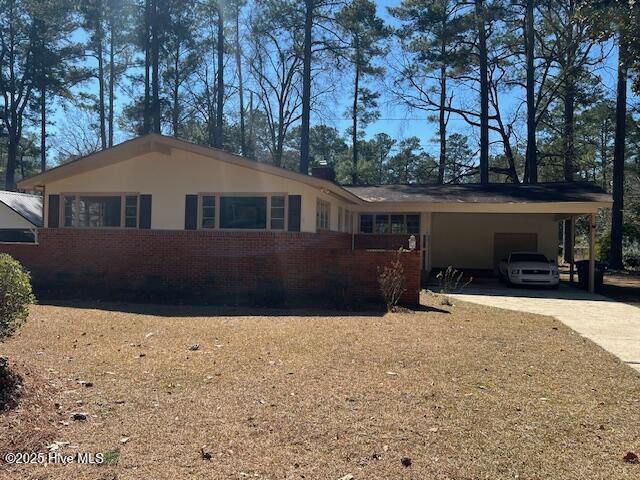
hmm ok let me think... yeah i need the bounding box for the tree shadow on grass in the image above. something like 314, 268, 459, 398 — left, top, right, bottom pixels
35, 297, 450, 318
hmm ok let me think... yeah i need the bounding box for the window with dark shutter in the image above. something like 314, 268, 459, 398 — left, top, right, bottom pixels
287, 195, 301, 232
185, 195, 198, 230
48, 194, 60, 228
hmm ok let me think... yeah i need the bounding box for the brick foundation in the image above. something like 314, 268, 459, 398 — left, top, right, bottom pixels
0, 230, 421, 308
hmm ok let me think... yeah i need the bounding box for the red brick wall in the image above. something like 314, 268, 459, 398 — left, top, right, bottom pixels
0, 229, 420, 308
354, 234, 421, 251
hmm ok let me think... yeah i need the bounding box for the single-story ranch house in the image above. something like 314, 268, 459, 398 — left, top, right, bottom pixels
0, 134, 611, 304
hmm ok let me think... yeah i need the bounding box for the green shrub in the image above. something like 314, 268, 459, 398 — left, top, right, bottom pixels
0, 254, 35, 342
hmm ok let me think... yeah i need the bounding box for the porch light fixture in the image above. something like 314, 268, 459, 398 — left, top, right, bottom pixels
408, 235, 416, 251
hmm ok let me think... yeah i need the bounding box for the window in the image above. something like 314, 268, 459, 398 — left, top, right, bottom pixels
79, 196, 122, 227
375, 215, 390, 234
125, 196, 138, 228
359, 214, 373, 233
270, 196, 285, 230
62, 194, 140, 228
220, 196, 266, 229
199, 194, 287, 230
406, 214, 420, 234
316, 199, 330, 231
390, 214, 405, 233
338, 207, 343, 232
359, 213, 420, 234
63, 195, 75, 227
201, 195, 216, 229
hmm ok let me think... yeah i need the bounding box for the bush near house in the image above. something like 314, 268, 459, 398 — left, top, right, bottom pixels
0, 254, 35, 411
378, 249, 406, 312
0, 254, 35, 345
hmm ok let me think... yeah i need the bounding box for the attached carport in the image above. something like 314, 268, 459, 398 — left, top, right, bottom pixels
0, 191, 43, 244
347, 182, 612, 294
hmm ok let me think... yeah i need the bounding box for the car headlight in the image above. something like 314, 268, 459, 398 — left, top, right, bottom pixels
552, 268, 559, 276
511, 269, 520, 275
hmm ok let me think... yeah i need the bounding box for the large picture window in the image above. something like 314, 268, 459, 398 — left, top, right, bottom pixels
359, 213, 420, 234
198, 194, 287, 231
79, 196, 122, 227
220, 196, 267, 229
62, 194, 138, 228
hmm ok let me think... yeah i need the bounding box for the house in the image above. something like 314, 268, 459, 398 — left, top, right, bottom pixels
0, 134, 611, 304
0, 190, 42, 243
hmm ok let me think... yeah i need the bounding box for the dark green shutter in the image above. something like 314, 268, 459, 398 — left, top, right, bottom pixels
139, 195, 152, 229
185, 195, 198, 230
287, 195, 301, 232
48, 194, 60, 228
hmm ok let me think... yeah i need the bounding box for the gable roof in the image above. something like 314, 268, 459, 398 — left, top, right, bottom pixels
0, 191, 43, 227
16, 134, 611, 208
17, 134, 363, 204
345, 182, 612, 204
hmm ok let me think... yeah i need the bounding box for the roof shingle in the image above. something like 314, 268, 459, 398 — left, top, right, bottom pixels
345, 182, 611, 204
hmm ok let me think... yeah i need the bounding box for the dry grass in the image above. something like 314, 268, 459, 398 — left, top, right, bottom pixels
1, 296, 639, 480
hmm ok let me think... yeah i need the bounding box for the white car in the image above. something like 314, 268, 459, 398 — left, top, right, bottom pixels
498, 252, 560, 289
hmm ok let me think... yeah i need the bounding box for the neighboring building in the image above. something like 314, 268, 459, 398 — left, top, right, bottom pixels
0, 191, 42, 243
0, 134, 612, 303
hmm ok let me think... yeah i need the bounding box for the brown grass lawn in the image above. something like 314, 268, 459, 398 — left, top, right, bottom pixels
1, 295, 640, 480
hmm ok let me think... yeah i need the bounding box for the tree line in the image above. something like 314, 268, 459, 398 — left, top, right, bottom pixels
1, 0, 639, 266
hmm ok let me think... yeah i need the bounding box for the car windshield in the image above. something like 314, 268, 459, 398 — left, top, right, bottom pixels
510, 253, 548, 263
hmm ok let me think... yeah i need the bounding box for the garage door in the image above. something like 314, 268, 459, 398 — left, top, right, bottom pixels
493, 233, 538, 273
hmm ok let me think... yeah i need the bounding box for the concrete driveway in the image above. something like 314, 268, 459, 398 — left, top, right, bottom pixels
449, 283, 640, 373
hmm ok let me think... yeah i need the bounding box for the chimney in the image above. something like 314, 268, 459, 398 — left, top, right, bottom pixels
311, 166, 336, 182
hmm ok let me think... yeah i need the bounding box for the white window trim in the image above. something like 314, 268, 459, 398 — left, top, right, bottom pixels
197, 193, 288, 232
316, 198, 331, 231
60, 192, 140, 229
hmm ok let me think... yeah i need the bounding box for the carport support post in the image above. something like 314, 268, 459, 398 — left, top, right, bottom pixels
569, 216, 575, 284
589, 213, 596, 294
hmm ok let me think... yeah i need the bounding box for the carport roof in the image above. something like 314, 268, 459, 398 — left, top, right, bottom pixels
345, 182, 612, 204
0, 190, 43, 227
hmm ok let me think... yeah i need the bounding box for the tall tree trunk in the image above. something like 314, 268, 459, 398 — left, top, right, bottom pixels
438, 64, 447, 184
6, 130, 17, 191
172, 45, 180, 136
610, 32, 628, 269
525, 0, 537, 183
562, 0, 576, 263
151, 0, 161, 134
215, 2, 224, 148
97, 24, 107, 150
351, 36, 360, 185
299, 0, 313, 175
143, 0, 151, 134
108, 23, 115, 147
234, 3, 246, 156
248, 91, 255, 159
476, 0, 489, 184
40, 85, 46, 172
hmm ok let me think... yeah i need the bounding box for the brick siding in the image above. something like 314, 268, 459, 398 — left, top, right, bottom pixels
354, 234, 421, 251
0, 229, 420, 308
